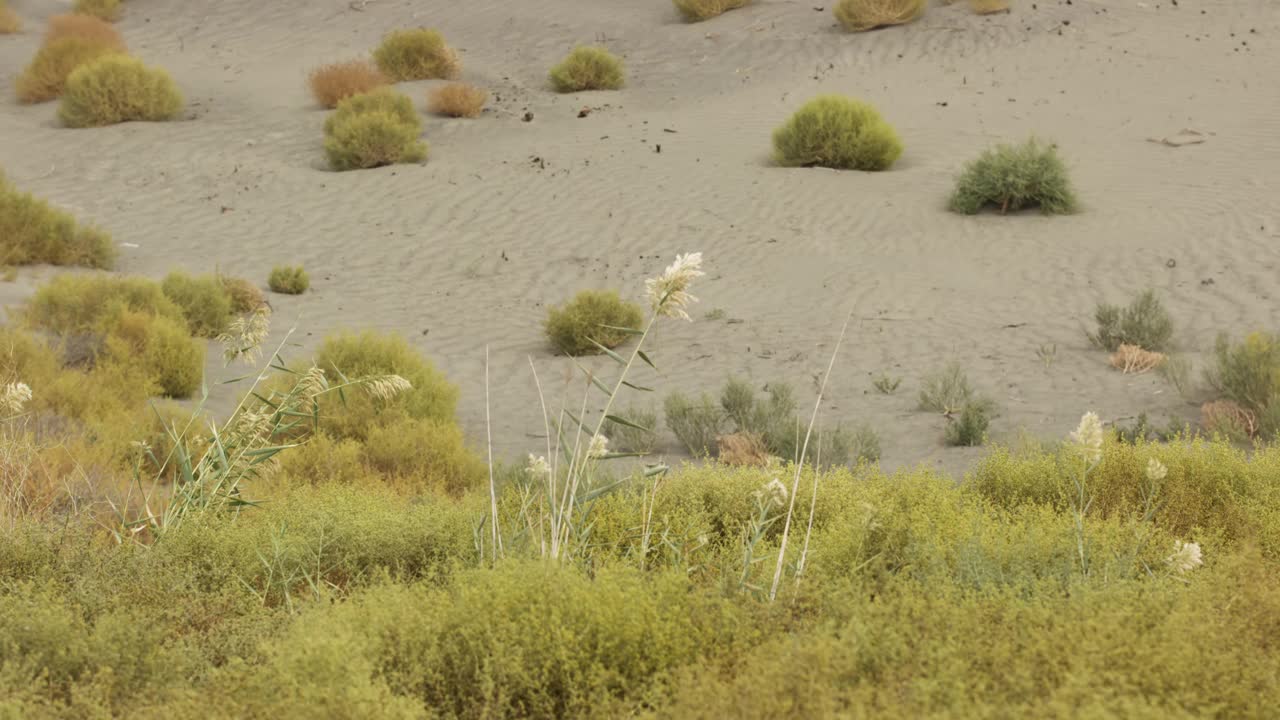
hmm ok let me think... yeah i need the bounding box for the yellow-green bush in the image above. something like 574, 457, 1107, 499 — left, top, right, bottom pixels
772, 95, 903, 171
323, 89, 426, 171
362, 418, 486, 496
949, 138, 1078, 215
544, 289, 643, 356
313, 330, 459, 440
58, 55, 184, 128
548, 46, 625, 93
834, 0, 925, 32
25, 274, 184, 334
99, 307, 205, 398
14, 36, 123, 104
161, 271, 234, 337
674, 0, 750, 22
73, 0, 123, 22
372, 28, 459, 82
267, 265, 309, 294
0, 171, 116, 268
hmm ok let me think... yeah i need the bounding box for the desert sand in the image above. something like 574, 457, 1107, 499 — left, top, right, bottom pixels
1, 0, 1277, 474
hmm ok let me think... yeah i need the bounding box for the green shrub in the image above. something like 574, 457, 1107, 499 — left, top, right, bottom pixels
267, 265, 309, 295
674, 0, 750, 21
834, 0, 925, 32
945, 400, 992, 446
100, 307, 205, 397
373, 28, 459, 82
948, 138, 1078, 215
0, 172, 116, 268
313, 330, 460, 441
15, 36, 123, 104
544, 289, 643, 356
324, 109, 427, 171
161, 271, 233, 337
548, 46, 625, 93
664, 391, 724, 457
1206, 332, 1280, 423
323, 87, 419, 135
73, 0, 122, 21
771, 95, 903, 171
362, 418, 485, 496
58, 55, 183, 127
918, 361, 975, 415
26, 274, 185, 334
602, 404, 659, 454
1087, 289, 1174, 352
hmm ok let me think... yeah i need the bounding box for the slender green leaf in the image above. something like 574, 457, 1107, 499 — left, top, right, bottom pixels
636, 350, 657, 370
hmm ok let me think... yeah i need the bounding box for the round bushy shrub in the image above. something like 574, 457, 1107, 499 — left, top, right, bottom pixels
161, 271, 233, 338
772, 95, 903, 171
324, 110, 427, 171
428, 82, 488, 118
373, 29, 459, 82
544, 290, 644, 356
267, 266, 309, 295
314, 331, 460, 440
322, 87, 419, 135
548, 46, 625, 93
0, 173, 116, 269
44, 13, 123, 46
948, 138, 1078, 215
73, 0, 122, 22
362, 418, 486, 496
307, 59, 388, 109
219, 275, 266, 313
15, 37, 123, 104
101, 308, 205, 398
58, 55, 184, 128
673, 0, 750, 22
834, 0, 925, 32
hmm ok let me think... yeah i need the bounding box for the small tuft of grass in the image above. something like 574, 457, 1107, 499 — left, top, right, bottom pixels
1087, 289, 1174, 353
0, 172, 116, 269
834, 0, 925, 32
872, 373, 901, 394
428, 82, 488, 118
548, 46, 625, 93
15, 37, 123, 104
772, 95, 903, 171
267, 266, 309, 295
72, 0, 122, 22
673, 0, 751, 22
373, 28, 459, 82
949, 138, 1077, 215
58, 55, 184, 128
918, 361, 975, 415
307, 60, 388, 109
544, 290, 643, 356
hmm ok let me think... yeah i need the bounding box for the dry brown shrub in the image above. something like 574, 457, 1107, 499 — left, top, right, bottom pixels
717, 432, 771, 467
14, 37, 123, 104
307, 60, 389, 109
1201, 400, 1258, 439
1109, 344, 1166, 374
969, 0, 1010, 14
219, 275, 266, 313
834, 0, 925, 32
428, 82, 488, 118
45, 13, 125, 48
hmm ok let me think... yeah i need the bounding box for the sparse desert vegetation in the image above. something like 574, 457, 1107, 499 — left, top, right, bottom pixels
373, 28, 460, 82
58, 55, 184, 127
949, 138, 1078, 214
1088, 289, 1174, 354
322, 88, 426, 171
673, 0, 751, 22
772, 95, 903, 170
428, 82, 488, 118
544, 289, 643, 355
1205, 332, 1280, 439
834, 0, 926, 33
0, 171, 116, 268
267, 265, 310, 294
307, 59, 388, 109
548, 46, 625, 93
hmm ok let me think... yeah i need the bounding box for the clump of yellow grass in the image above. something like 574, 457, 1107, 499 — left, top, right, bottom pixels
834, 0, 925, 33
428, 82, 488, 118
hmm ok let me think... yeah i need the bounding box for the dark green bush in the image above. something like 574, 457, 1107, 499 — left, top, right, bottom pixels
58, 54, 184, 128
548, 46, 625, 93
949, 138, 1078, 215
161, 271, 233, 337
1088, 289, 1174, 352
267, 265, 309, 295
772, 95, 903, 171
544, 289, 643, 356
0, 171, 116, 268
373, 28, 459, 82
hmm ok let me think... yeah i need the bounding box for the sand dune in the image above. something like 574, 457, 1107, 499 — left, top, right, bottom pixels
2, 0, 1277, 473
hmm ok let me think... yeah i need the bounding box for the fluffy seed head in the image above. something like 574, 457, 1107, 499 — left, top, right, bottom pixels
1146, 457, 1168, 482
1166, 540, 1203, 573
1070, 411, 1104, 464
0, 382, 32, 414
645, 252, 705, 320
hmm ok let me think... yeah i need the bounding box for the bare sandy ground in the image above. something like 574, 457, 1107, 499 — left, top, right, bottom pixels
2, 0, 1278, 474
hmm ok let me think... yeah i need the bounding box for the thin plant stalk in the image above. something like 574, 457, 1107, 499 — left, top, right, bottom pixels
484, 345, 502, 562
768, 311, 854, 602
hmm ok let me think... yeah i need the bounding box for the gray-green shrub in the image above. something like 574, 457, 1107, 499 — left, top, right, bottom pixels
1088, 289, 1174, 352
664, 391, 724, 457
948, 138, 1078, 215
